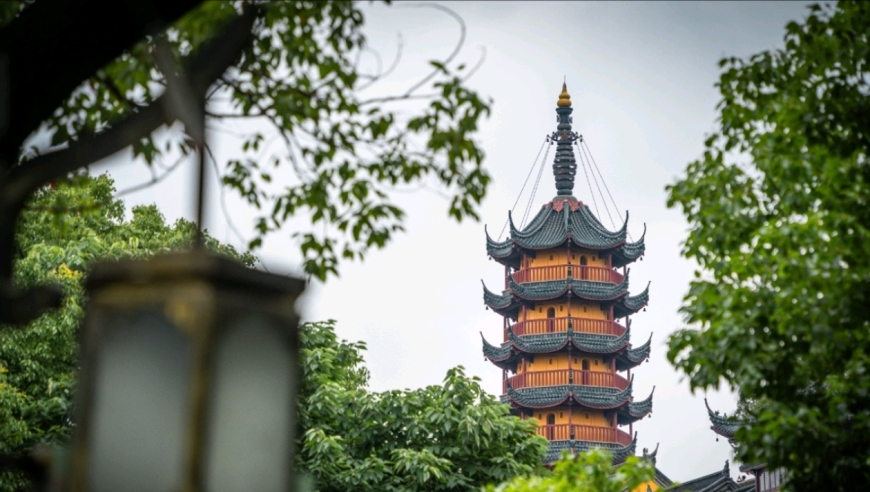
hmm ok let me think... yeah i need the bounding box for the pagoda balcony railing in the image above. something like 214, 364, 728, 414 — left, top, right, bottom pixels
508, 317, 626, 338
505, 369, 629, 392
509, 265, 624, 285
535, 424, 633, 446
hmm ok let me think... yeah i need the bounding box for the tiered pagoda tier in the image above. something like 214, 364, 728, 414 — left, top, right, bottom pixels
480, 84, 653, 465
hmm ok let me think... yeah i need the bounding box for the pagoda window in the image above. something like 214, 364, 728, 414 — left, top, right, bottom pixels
571, 253, 576, 260
559, 412, 564, 418
549, 358, 553, 365
560, 305, 564, 312
547, 307, 555, 318
549, 254, 554, 260
594, 360, 598, 366
573, 357, 578, 364
582, 360, 590, 371
593, 256, 597, 261
585, 413, 589, 419
580, 256, 587, 265
546, 414, 555, 425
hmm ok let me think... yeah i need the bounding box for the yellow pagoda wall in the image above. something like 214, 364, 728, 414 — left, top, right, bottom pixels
522, 301, 608, 321
516, 353, 608, 373
633, 480, 661, 492
533, 406, 610, 427
527, 248, 608, 268
524, 302, 609, 320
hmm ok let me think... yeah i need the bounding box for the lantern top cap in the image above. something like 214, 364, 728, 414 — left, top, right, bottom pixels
86, 251, 304, 297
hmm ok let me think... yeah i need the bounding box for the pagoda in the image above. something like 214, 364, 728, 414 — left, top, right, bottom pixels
480, 83, 653, 465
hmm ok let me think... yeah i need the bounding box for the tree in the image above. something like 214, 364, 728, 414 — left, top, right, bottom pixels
1, 179, 546, 490
1, 0, 492, 282
665, 1, 870, 489
297, 320, 547, 491
0, 174, 253, 490
482, 449, 654, 492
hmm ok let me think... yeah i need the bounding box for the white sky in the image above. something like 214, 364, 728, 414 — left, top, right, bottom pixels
88, 1, 811, 483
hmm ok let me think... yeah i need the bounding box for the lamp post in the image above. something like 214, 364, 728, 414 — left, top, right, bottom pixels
70, 252, 304, 492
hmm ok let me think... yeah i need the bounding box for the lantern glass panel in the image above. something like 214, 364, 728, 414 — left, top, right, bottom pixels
87, 310, 192, 492
204, 314, 293, 492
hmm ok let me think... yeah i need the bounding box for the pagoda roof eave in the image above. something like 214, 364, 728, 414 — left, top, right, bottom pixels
482, 327, 640, 371
508, 274, 631, 303
615, 332, 652, 371
485, 225, 523, 268
617, 386, 654, 425
482, 281, 521, 318
543, 434, 638, 465
705, 398, 742, 440
504, 377, 634, 411
485, 201, 647, 269
613, 282, 650, 319
612, 224, 647, 268
508, 201, 631, 251
504, 325, 632, 356
482, 275, 649, 319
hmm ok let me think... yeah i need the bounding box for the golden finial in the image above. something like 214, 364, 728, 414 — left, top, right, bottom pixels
557, 81, 571, 107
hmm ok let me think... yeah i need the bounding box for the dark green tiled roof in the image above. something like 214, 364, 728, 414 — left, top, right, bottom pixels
503, 378, 633, 410
481, 333, 512, 362
706, 398, 742, 440
544, 434, 637, 464
482, 276, 648, 320
667, 461, 740, 492
485, 225, 518, 260
614, 282, 650, 319
508, 274, 629, 302
485, 200, 646, 268
509, 325, 631, 354
481, 326, 652, 372
616, 332, 652, 371
618, 387, 655, 425
482, 281, 514, 310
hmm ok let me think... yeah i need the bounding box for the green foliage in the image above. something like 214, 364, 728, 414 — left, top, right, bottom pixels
39, 1, 492, 281
483, 449, 654, 492
665, 1, 870, 489
0, 174, 251, 490
297, 320, 548, 491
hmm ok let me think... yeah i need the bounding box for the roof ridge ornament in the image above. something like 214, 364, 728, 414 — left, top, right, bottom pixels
552, 82, 580, 197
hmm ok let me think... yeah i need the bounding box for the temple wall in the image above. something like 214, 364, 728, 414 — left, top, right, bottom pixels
520, 353, 609, 372
533, 406, 610, 427
527, 248, 608, 268
523, 302, 609, 320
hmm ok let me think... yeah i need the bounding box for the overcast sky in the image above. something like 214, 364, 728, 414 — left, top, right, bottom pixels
90, 1, 813, 482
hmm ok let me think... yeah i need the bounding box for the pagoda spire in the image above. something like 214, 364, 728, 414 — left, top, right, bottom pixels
553, 83, 579, 197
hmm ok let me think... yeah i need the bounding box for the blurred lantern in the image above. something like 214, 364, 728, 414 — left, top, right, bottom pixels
70, 252, 304, 492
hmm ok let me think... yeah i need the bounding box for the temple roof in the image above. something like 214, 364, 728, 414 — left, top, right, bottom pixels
544, 434, 637, 465
501, 377, 634, 410
616, 333, 652, 371
485, 201, 646, 269
481, 325, 651, 371
508, 274, 629, 301
482, 275, 650, 320
705, 398, 742, 440
618, 386, 655, 425
667, 461, 754, 492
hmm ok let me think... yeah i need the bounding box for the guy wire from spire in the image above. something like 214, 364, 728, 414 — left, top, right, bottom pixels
576, 139, 616, 231
521, 138, 551, 228
580, 139, 634, 241
497, 137, 548, 241
575, 138, 601, 219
